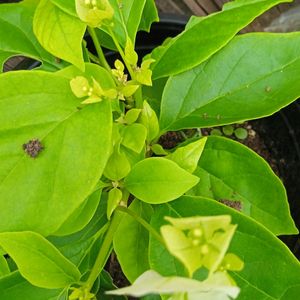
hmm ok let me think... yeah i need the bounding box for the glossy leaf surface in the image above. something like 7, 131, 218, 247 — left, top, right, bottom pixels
138, 0, 159, 32
114, 200, 153, 282
166, 138, 207, 173
0, 0, 60, 71
152, 0, 291, 79
0, 256, 9, 278
160, 32, 300, 131
124, 158, 199, 204
33, 0, 86, 70
0, 272, 63, 300
188, 136, 297, 235
0, 232, 81, 289
149, 196, 300, 299
53, 189, 102, 236
0, 71, 112, 235
50, 0, 77, 17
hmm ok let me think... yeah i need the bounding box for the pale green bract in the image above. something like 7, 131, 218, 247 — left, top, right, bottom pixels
107, 270, 240, 299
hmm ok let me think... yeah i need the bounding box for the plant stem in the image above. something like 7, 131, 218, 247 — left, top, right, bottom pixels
116, 206, 165, 245
135, 87, 143, 108
88, 52, 100, 64
107, 27, 135, 79
84, 211, 123, 290
87, 27, 111, 73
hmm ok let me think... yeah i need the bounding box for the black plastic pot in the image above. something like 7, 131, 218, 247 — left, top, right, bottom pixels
8, 14, 300, 258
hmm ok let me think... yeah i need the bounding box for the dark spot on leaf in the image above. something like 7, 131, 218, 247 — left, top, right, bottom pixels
23, 139, 44, 158
265, 86, 272, 93
55, 57, 61, 64
219, 199, 242, 211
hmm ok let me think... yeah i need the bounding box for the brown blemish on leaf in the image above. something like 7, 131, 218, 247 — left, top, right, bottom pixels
23, 139, 44, 158
219, 199, 242, 211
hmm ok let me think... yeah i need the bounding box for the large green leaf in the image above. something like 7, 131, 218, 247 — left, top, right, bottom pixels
151, 0, 291, 80
33, 0, 86, 70
0, 70, 112, 235
160, 32, 300, 131
114, 200, 153, 282
138, 0, 159, 32
0, 272, 63, 300
188, 136, 297, 235
149, 196, 300, 299
0, 0, 60, 71
0, 198, 109, 299
0, 232, 81, 289
124, 158, 199, 204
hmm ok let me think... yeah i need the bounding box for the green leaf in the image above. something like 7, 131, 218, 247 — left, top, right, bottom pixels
53, 189, 102, 236
107, 188, 123, 219
0, 70, 112, 235
0, 232, 81, 289
138, 0, 159, 32
149, 196, 300, 299
96, 0, 146, 49
124, 108, 141, 124
111, 0, 147, 43
49, 193, 109, 267
114, 200, 153, 282
160, 32, 300, 131
151, 144, 169, 156
139, 100, 160, 143
33, 0, 86, 70
188, 136, 297, 235
104, 149, 131, 181
166, 138, 207, 173
51, 0, 77, 17
0, 272, 63, 300
107, 270, 239, 299
152, 0, 291, 79
124, 158, 200, 204
125, 38, 139, 66
0, 256, 10, 278
0, 0, 61, 71
121, 123, 147, 153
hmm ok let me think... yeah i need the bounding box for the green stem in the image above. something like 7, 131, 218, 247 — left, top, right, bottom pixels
135, 86, 143, 109
87, 27, 111, 73
84, 211, 123, 290
88, 51, 100, 64
107, 27, 135, 79
116, 206, 165, 245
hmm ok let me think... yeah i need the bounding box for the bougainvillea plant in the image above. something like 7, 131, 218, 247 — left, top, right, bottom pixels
0, 0, 300, 299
